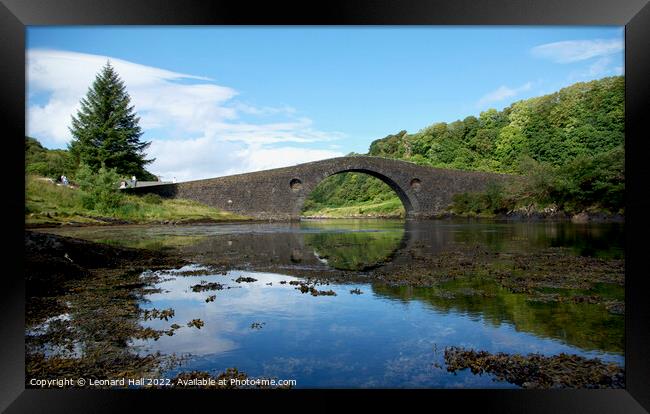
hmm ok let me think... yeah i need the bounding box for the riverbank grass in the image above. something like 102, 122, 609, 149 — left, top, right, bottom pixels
301, 197, 405, 218
25, 175, 250, 226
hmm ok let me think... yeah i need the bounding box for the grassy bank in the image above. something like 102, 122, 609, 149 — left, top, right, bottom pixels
25, 175, 250, 226
301, 197, 405, 218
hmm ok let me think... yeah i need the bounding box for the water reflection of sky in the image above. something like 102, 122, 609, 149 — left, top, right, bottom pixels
132, 266, 623, 389
42, 220, 624, 387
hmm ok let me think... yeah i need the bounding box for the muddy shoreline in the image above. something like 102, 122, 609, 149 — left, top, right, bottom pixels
25, 230, 188, 385
25, 231, 300, 388
25, 209, 624, 230
444, 347, 624, 389
24, 216, 259, 229
303, 210, 624, 223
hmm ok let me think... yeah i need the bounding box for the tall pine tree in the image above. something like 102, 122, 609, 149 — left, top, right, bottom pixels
68, 61, 155, 179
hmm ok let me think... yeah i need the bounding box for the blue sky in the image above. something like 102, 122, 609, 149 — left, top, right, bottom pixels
26, 26, 624, 181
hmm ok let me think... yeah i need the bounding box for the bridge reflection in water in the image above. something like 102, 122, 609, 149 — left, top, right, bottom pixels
40, 219, 624, 356
174, 219, 441, 273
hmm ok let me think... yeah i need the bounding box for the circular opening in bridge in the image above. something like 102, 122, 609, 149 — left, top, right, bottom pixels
290, 178, 303, 191
410, 178, 422, 192
300, 172, 407, 219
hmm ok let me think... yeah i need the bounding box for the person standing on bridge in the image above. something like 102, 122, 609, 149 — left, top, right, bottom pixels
131, 175, 137, 187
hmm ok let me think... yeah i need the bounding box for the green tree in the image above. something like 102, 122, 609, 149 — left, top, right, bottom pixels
75, 163, 123, 213
68, 61, 155, 179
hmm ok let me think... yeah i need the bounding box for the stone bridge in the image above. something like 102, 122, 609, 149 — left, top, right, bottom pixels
127, 156, 514, 220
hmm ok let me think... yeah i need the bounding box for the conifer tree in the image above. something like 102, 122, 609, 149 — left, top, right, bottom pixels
68, 61, 154, 179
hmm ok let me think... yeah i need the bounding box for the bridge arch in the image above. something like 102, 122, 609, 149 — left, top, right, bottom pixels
293, 166, 419, 218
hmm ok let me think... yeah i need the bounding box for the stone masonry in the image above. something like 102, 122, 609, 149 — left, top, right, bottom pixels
126, 156, 516, 220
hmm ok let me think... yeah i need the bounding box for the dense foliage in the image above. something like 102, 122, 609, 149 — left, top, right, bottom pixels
68, 61, 155, 180
303, 76, 625, 216
302, 172, 405, 217
74, 164, 124, 213
303, 172, 400, 211
25, 136, 73, 179
367, 76, 623, 173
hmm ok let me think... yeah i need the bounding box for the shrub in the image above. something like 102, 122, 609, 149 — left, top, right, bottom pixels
451, 192, 485, 214
557, 145, 624, 212
114, 202, 142, 220
484, 182, 512, 213
75, 163, 124, 213
451, 182, 516, 215
453, 145, 625, 216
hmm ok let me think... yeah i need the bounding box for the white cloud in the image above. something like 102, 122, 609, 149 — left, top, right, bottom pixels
147, 139, 343, 183
26, 49, 344, 181
531, 38, 623, 63
586, 56, 614, 77
235, 146, 344, 173
27, 49, 233, 144
477, 82, 532, 107
232, 102, 297, 116
565, 55, 625, 82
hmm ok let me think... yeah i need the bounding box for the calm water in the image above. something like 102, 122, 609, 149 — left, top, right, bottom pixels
43, 219, 625, 388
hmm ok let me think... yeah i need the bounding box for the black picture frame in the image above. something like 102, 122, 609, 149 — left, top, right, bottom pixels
3, 0, 649, 411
